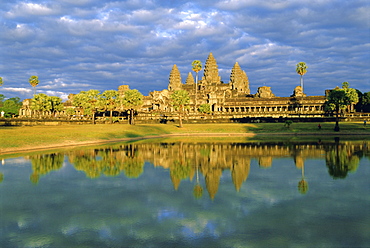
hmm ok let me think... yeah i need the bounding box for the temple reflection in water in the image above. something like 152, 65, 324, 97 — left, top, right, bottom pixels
16, 140, 370, 199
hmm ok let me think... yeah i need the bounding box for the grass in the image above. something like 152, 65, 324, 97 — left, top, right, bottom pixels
1, 122, 369, 153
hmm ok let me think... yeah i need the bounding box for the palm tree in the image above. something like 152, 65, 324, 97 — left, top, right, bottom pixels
296, 62, 307, 93
29, 75, 39, 96
192, 60, 202, 111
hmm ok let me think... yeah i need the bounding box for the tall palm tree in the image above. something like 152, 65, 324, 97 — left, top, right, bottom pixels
296, 62, 307, 93
29, 75, 39, 96
191, 60, 202, 111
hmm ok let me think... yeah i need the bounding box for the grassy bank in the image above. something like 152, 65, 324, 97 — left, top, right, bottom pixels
1, 122, 369, 153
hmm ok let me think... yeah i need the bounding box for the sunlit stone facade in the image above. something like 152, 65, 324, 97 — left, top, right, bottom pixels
143, 52, 327, 119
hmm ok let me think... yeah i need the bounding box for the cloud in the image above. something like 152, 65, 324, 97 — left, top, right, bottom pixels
5, 2, 60, 17
0, 0, 369, 101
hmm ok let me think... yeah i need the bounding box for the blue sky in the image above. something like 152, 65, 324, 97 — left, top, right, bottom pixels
0, 0, 369, 100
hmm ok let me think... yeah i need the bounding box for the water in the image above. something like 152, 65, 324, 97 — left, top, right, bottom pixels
0, 139, 369, 247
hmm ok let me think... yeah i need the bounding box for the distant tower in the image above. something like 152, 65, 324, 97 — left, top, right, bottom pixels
168, 64, 182, 91
185, 72, 195, 85
118, 85, 130, 97
230, 62, 250, 94
201, 52, 221, 86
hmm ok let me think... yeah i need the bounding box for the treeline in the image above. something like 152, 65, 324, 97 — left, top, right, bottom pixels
1, 79, 370, 122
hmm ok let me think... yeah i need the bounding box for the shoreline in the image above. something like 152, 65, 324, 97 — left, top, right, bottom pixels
2, 131, 370, 155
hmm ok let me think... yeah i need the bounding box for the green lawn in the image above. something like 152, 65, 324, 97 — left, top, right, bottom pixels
1, 122, 369, 153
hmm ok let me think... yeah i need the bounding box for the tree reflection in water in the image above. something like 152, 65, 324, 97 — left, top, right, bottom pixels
21, 139, 368, 198
29, 153, 64, 184
325, 138, 361, 179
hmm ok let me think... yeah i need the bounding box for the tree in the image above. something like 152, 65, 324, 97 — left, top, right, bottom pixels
192, 60, 202, 111
30, 94, 63, 118
325, 82, 359, 131
296, 62, 307, 93
72, 90, 100, 124
170, 90, 190, 128
31, 93, 52, 117
29, 75, 39, 96
284, 120, 293, 128
120, 89, 143, 125
0, 77, 3, 86
198, 103, 211, 114
98, 90, 120, 124
0, 97, 22, 117
354, 90, 370, 113
362, 92, 370, 112
49, 96, 64, 116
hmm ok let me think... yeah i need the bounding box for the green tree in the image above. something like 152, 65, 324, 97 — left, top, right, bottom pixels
356, 91, 370, 113
192, 60, 202, 110
325, 82, 359, 131
198, 103, 211, 114
0, 97, 22, 117
49, 96, 64, 117
120, 89, 143, 125
296, 62, 307, 92
170, 90, 190, 128
65, 107, 76, 120
30, 94, 63, 118
0, 77, 3, 86
29, 75, 39, 96
284, 120, 293, 128
72, 90, 100, 124
98, 90, 119, 124
31, 93, 52, 117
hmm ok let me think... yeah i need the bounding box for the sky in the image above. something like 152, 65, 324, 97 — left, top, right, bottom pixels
0, 0, 369, 101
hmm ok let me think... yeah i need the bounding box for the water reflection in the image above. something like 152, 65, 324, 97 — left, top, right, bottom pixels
325, 138, 362, 179
1, 139, 369, 247
14, 139, 369, 199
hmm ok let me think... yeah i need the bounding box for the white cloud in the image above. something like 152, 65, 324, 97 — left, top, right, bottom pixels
6, 2, 60, 17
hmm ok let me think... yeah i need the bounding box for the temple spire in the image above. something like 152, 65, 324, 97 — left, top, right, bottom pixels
185, 72, 195, 85
202, 52, 220, 85
168, 64, 182, 91
230, 62, 250, 94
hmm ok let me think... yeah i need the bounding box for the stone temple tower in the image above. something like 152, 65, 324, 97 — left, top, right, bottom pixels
230, 62, 250, 94
185, 72, 195, 85
201, 52, 221, 86
168, 64, 182, 91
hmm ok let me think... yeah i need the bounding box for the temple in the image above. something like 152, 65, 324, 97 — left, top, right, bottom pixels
141, 52, 327, 122
19, 52, 351, 122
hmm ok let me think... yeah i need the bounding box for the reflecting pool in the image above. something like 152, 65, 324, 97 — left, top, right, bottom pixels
0, 139, 369, 247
